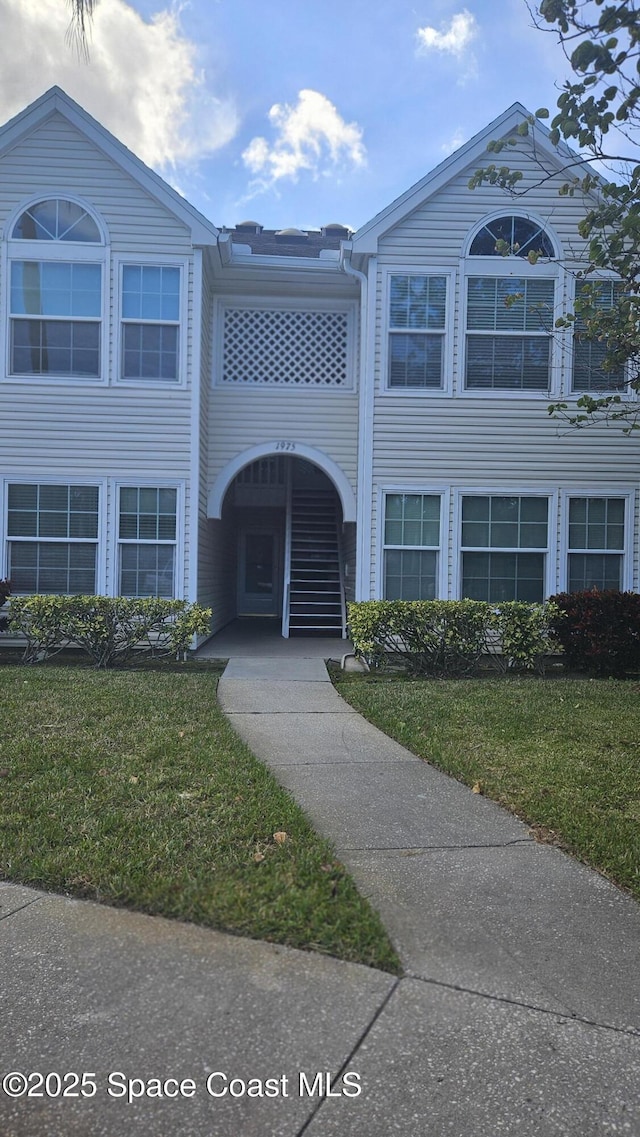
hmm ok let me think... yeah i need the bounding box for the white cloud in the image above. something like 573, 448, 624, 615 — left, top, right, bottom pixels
242, 89, 366, 192
416, 9, 479, 77
0, 0, 238, 172
441, 129, 466, 155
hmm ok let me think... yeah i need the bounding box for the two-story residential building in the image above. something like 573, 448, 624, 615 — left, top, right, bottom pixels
1, 87, 637, 639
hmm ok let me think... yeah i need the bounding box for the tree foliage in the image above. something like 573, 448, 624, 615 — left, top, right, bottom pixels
470, 0, 640, 430
66, 0, 98, 57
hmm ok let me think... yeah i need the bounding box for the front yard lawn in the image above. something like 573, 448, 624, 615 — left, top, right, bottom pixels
0, 666, 399, 972
333, 673, 640, 900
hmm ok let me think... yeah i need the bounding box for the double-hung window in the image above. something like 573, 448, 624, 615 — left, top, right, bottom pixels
383, 494, 441, 599
8, 198, 103, 380
387, 274, 447, 389
7, 484, 99, 594
121, 265, 180, 382
118, 487, 178, 597
465, 215, 557, 393
465, 276, 554, 391
572, 280, 626, 392
566, 497, 625, 591
461, 495, 549, 602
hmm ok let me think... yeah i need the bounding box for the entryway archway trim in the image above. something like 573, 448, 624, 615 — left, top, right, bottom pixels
207, 442, 357, 523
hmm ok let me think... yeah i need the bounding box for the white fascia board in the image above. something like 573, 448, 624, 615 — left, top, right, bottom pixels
0, 87, 220, 246
229, 252, 343, 271
352, 102, 601, 254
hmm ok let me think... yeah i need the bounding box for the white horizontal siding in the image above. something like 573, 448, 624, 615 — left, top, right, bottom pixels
377, 146, 592, 267
366, 135, 640, 599
2, 387, 191, 473
0, 114, 192, 252
0, 114, 198, 600
208, 387, 359, 492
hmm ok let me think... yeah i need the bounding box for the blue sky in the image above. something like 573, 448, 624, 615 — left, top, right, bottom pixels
0, 0, 571, 231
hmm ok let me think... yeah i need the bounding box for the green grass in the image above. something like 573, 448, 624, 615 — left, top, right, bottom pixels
333, 673, 640, 900
0, 666, 399, 972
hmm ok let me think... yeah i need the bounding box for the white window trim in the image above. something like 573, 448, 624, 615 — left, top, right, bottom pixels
559, 488, 635, 592
375, 486, 450, 599
453, 487, 558, 600
113, 254, 189, 389
213, 295, 358, 392
5, 192, 109, 246
563, 270, 634, 400
458, 259, 564, 399
463, 210, 563, 261
3, 195, 109, 386
2, 476, 107, 594
379, 266, 455, 397
111, 479, 186, 599
3, 242, 109, 387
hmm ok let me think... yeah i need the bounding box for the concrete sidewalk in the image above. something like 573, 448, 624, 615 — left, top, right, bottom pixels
2, 655, 639, 1136
218, 656, 640, 1134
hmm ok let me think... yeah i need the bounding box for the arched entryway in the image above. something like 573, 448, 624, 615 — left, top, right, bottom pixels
207, 448, 356, 638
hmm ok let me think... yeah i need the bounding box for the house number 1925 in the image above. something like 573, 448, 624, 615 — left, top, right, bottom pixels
275, 441, 296, 451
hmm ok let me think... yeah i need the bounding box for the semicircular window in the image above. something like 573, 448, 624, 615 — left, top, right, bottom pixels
469, 215, 556, 258
12, 198, 101, 243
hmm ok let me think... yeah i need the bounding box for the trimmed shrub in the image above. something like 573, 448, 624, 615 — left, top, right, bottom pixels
549, 589, 640, 677
492, 601, 559, 673
8, 595, 212, 667
347, 599, 557, 677
0, 579, 9, 633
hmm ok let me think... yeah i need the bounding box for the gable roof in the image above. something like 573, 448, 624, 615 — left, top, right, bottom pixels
351, 102, 598, 254
0, 86, 220, 245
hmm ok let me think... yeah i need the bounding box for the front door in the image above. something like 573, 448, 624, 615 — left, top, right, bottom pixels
237, 529, 280, 616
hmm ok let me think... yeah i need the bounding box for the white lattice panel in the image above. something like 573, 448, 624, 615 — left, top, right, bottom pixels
222, 308, 350, 387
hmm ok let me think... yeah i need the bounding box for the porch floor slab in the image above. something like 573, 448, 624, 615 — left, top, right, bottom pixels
196, 618, 352, 660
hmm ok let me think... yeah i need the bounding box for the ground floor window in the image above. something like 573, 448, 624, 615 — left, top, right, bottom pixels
118, 487, 177, 597
567, 497, 625, 591
461, 494, 548, 602
383, 493, 440, 599
7, 483, 99, 593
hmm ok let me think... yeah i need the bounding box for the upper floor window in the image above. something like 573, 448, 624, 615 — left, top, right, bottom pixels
10, 261, 102, 378
12, 199, 101, 243
469, 216, 556, 259
121, 265, 181, 382
465, 276, 554, 391
7, 197, 105, 381
387, 274, 447, 389
572, 280, 626, 393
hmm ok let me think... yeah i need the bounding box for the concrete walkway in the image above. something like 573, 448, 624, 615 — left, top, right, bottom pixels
1, 651, 639, 1136
218, 656, 640, 1135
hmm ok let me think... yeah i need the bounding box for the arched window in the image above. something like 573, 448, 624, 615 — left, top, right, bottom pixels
463, 215, 558, 394
7, 197, 105, 380
12, 198, 101, 243
469, 215, 556, 259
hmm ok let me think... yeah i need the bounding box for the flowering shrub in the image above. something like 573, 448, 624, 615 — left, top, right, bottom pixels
549, 590, 640, 677
347, 599, 557, 676
8, 595, 212, 667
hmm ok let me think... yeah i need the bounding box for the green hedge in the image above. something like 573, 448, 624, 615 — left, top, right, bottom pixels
0, 579, 9, 633
347, 599, 558, 676
8, 595, 212, 667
